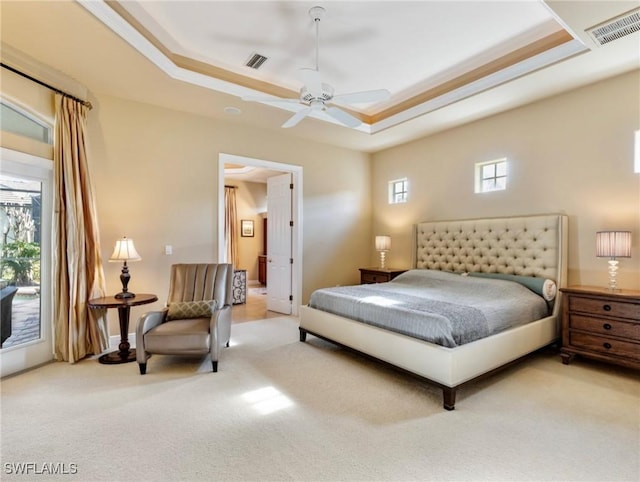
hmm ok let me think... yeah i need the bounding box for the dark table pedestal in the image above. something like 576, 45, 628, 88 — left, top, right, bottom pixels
88, 293, 157, 364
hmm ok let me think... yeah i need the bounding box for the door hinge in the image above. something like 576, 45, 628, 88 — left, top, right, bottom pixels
289, 295, 293, 301
289, 183, 294, 189
290, 258, 293, 264
289, 220, 294, 227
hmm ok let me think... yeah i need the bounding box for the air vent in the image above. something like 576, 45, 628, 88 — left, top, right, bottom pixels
587, 8, 640, 46
245, 53, 268, 70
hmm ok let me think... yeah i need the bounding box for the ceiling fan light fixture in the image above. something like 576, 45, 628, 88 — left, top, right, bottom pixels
300, 83, 334, 103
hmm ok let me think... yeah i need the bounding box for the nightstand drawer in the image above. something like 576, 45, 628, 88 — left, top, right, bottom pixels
359, 268, 407, 284
569, 332, 640, 360
569, 296, 638, 320
569, 314, 640, 340
361, 272, 388, 284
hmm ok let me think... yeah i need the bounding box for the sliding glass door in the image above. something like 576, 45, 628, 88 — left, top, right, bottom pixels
0, 148, 53, 377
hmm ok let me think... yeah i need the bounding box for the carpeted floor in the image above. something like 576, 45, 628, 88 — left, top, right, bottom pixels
1, 316, 638, 481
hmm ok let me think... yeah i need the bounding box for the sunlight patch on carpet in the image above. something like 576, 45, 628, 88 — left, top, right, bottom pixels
242, 386, 294, 415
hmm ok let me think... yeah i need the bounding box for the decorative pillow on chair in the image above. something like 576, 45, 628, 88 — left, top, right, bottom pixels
166, 300, 217, 320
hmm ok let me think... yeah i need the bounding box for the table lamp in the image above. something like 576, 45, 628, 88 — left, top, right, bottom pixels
375, 235, 391, 269
596, 231, 631, 291
109, 236, 141, 299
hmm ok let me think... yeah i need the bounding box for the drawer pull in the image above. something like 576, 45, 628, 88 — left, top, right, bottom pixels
603, 323, 612, 330
603, 342, 612, 349
602, 304, 611, 312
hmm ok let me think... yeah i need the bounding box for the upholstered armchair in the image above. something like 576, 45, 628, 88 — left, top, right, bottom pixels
136, 263, 233, 374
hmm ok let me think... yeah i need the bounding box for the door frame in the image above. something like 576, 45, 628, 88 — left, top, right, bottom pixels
218, 153, 302, 317
0, 147, 54, 377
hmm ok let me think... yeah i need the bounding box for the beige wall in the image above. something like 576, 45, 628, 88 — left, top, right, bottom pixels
87, 94, 372, 331
372, 70, 640, 290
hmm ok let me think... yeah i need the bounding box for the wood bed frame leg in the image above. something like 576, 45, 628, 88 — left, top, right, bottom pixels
299, 328, 307, 342
443, 387, 456, 411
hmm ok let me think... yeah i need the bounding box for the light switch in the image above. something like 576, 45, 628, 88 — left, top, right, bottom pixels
165, 245, 172, 255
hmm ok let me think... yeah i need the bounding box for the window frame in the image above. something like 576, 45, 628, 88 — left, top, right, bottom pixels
0, 98, 53, 145
0, 147, 53, 376
634, 130, 639, 174
388, 177, 408, 204
475, 158, 507, 193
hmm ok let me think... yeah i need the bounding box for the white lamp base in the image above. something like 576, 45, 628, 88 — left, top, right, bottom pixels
379, 251, 387, 269
607, 259, 620, 291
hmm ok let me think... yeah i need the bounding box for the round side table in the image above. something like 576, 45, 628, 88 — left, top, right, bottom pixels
88, 293, 158, 364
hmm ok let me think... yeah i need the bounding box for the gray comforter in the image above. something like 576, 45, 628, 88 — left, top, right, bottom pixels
307, 269, 548, 348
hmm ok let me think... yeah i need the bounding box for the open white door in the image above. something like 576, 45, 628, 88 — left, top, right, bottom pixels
266, 173, 292, 314
219, 152, 302, 316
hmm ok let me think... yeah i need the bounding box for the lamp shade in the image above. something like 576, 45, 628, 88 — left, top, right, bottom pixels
375, 235, 391, 251
109, 237, 141, 262
596, 231, 631, 258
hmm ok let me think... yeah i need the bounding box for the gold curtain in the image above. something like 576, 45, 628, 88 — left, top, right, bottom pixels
53, 94, 108, 362
224, 186, 239, 268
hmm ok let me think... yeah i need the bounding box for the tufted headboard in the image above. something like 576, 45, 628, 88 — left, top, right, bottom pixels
413, 214, 568, 286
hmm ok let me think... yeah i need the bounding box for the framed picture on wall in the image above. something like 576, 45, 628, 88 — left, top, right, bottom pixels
241, 220, 254, 237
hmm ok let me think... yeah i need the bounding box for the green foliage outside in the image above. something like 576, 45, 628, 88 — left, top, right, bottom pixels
1, 241, 40, 286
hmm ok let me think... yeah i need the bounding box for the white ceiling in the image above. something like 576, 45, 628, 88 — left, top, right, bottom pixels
116, 1, 562, 105
1, 1, 639, 153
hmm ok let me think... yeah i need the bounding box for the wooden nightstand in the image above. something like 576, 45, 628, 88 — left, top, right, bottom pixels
359, 267, 407, 284
560, 286, 640, 370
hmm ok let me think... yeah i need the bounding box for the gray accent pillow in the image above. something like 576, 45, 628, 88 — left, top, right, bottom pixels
466, 272, 557, 301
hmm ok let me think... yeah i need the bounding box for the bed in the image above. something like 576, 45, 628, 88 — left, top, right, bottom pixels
299, 214, 568, 410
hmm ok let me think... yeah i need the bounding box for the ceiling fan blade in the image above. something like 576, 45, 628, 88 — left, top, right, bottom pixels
282, 107, 313, 128
325, 106, 362, 128
332, 89, 391, 105
300, 68, 322, 97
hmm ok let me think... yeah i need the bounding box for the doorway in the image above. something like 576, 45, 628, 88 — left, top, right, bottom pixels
0, 148, 53, 377
218, 153, 302, 317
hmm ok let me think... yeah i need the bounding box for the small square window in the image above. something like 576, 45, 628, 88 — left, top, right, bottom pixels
388, 178, 408, 204
475, 159, 507, 193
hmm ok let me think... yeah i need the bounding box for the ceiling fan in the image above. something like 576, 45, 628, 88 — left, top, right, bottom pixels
242, 6, 391, 129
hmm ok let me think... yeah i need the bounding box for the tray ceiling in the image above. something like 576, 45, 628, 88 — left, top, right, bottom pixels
1, 1, 638, 151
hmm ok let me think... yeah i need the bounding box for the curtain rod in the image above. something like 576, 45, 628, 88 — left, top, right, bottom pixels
1, 62, 93, 109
